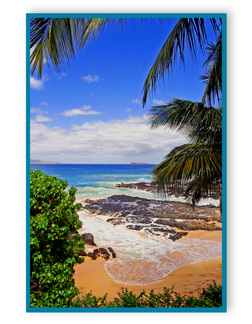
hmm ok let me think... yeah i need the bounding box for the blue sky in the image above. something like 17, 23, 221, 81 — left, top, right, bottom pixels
30, 18, 218, 164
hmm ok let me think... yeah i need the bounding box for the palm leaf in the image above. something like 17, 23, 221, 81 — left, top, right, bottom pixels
30, 18, 86, 77
153, 143, 222, 194
148, 99, 222, 143
142, 18, 221, 106
79, 18, 126, 47
201, 31, 222, 105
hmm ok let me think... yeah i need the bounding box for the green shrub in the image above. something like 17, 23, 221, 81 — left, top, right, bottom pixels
73, 282, 222, 308
30, 169, 84, 307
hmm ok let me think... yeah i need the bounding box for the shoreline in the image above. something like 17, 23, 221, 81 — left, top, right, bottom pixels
74, 190, 222, 301
74, 229, 222, 301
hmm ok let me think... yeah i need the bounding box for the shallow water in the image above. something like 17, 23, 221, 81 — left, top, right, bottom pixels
78, 209, 222, 285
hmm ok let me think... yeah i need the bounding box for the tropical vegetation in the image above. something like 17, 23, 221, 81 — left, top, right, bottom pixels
73, 281, 222, 308
149, 99, 222, 205
30, 169, 84, 307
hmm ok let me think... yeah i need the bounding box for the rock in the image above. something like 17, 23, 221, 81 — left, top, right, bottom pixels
78, 250, 87, 256
126, 224, 144, 231
108, 247, 117, 258
98, 248, 110, 260
84, 194, 221, 237
81, 233, 96, 246
169, 232, 188, 241
84, 199, 95, 204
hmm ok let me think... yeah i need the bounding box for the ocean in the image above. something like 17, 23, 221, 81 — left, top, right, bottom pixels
30, 164, 222, 285
30, 164, 158, 200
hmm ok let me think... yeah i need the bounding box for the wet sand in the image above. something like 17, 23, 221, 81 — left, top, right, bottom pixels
74, 230, 222, 301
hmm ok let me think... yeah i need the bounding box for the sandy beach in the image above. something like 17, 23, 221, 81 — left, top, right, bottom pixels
74, 229, 222, 301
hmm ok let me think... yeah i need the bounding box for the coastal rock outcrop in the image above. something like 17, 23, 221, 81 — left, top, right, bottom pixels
84, 195, 221, 241
115, 181, 220, 200
78, 247, 117, 261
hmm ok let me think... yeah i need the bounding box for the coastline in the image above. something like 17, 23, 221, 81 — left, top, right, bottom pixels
74, 229, 222, 301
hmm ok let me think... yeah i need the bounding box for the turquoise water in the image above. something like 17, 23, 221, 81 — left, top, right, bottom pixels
30, 164, 157, 200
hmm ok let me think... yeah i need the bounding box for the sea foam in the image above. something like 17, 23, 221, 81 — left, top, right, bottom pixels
78, 210, 222, 285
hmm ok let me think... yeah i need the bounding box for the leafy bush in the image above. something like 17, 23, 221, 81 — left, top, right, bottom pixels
73, 281, 222, 308
30, 169, 84, 307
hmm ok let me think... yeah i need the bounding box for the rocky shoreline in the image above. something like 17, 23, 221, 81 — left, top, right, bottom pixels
82, 194, 221, 244
115, 181, 220, 199
76, 233, 117, 261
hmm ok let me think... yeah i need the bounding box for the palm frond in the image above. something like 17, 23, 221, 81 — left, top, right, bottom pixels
142, 18, 220, 106
79, 18, 126, 47
201, 31, 222, 105
153, 143, 222, 186
30, 18, 86, 77
148, 99, 222, 143
184, 177, 221, 205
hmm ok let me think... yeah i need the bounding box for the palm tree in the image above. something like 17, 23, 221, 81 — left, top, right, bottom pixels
148, 99, 222, 207
147, 26, 223, 206
30, 17, 222, 106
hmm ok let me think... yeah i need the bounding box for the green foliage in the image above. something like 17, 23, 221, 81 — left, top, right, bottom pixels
72, 282, 222, 308
148, 99, 222, 205
30, 169, 84, 307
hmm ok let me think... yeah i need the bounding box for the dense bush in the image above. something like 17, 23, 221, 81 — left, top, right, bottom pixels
73, 281, 222, 308
30, 169, 84, 307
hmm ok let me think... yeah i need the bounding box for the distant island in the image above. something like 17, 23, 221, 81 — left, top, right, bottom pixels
30, 159, 64, 164
131, 162, 150, 165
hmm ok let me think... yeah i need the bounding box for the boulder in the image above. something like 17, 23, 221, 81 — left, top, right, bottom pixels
98, 248, 110, 260
84, 199, 95, 204
81, 233, 96, 246
169, 232, 188, 241
108, 247, 116, 258
78, 250, 87, 256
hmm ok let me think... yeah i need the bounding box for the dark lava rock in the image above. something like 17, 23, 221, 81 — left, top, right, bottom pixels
98, 248, 110, 260
83, 194, 221, 239
169, 232, 188, 241
126, 215, 152, 224
78, 247, 116, 260
151, 227, 176, 234
108, 247, 116, 258
126, 224, 144, 231
84, 199, 96, 204
81, 233, 96, 246
115, 182, 220, 200
78, 250, 87, 256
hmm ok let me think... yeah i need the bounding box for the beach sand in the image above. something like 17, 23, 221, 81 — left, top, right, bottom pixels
74, 230, 222, 301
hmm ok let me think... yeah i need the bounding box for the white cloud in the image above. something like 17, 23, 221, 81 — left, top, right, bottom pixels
39, 102, 48, 106
31, 115, 188, 164
35, 115, 53, 122
132, 99, 141, 104
61, 105, 102, 117
30, 75, 49, 90
56, 72, 67, 80
30, 76, 44, 90
153, 99, 166, 105
81, 74, 99, 83
30, 108, 48, 114
126, 108, 132, 112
